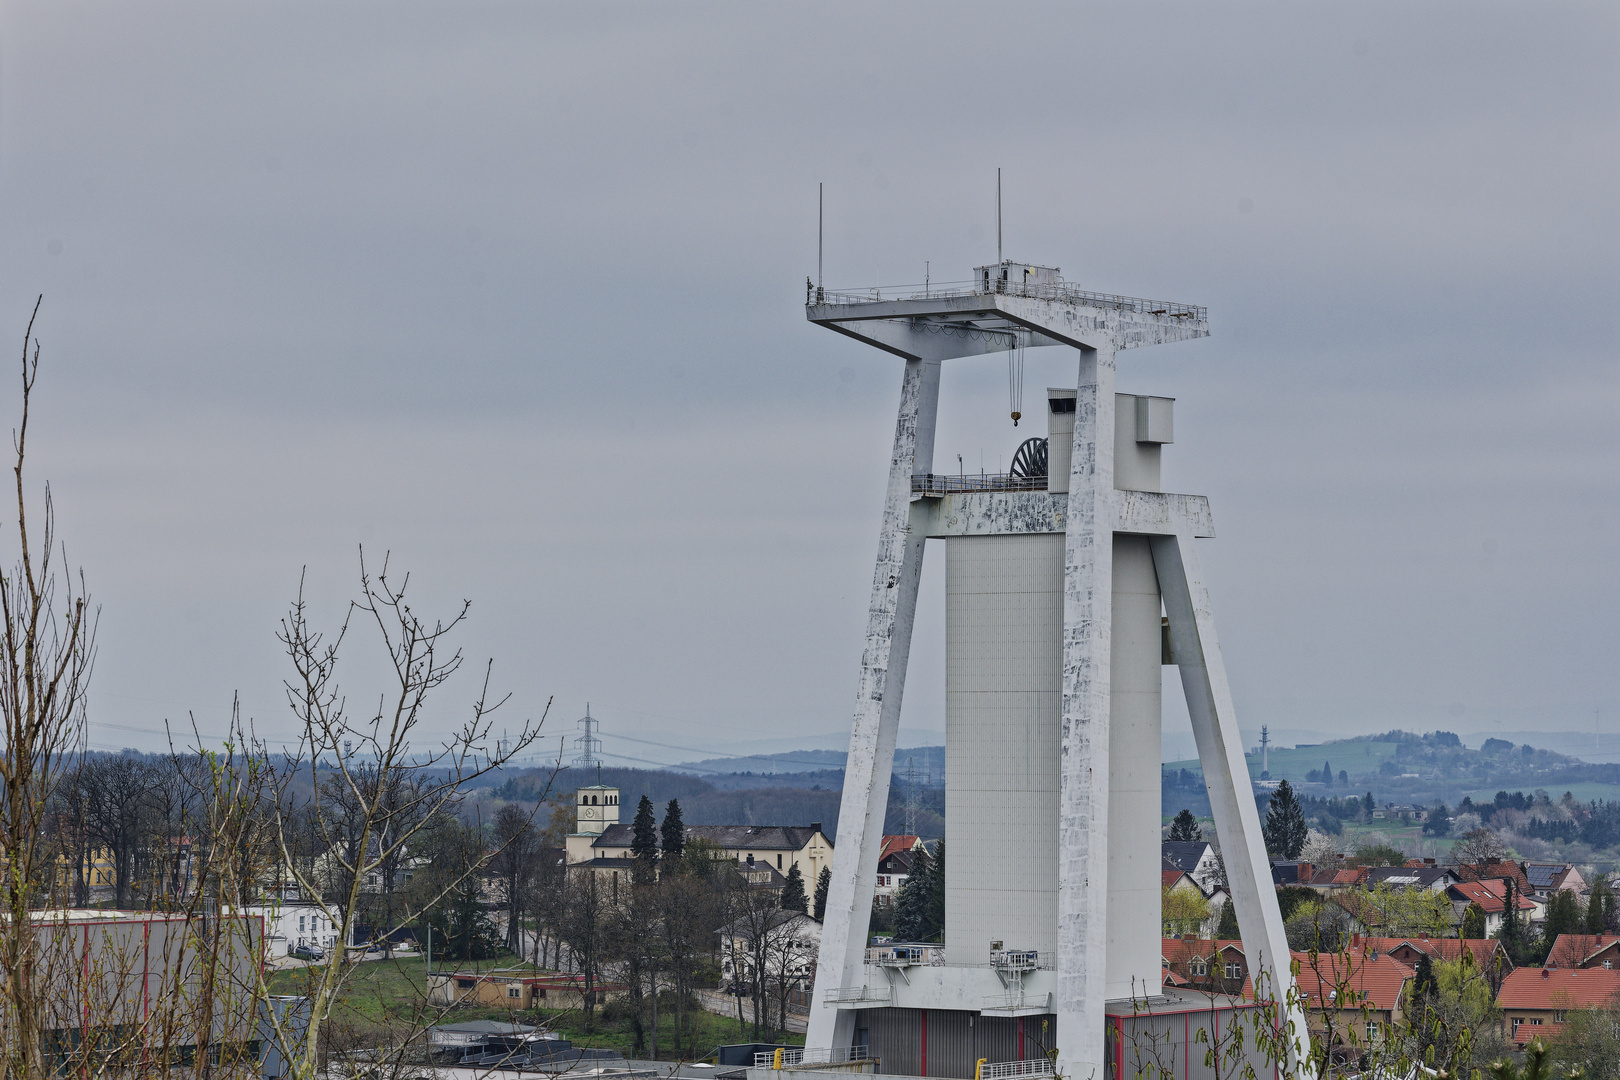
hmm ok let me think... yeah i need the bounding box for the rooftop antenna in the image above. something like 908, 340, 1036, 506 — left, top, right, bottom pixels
817, 182, 824, 302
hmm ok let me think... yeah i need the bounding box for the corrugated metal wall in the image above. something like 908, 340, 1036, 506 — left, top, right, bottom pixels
856, 1009, 1059, 1079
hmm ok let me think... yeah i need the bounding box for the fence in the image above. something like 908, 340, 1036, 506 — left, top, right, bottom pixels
911, 473, 1047, 497
977, 1059, 1055, 1080
812, 277, 1205, 322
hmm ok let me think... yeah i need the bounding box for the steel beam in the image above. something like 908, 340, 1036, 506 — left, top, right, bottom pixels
1151, 532, 1309, 1070
1055, 345, 1115, 1080
807, 357, 940, 1047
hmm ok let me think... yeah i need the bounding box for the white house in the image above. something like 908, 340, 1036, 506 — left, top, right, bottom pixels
718, 911, 823, 990
243, 900, 348, 956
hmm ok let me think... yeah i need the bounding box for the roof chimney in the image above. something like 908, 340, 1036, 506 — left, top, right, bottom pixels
1542, 968, 1550, 979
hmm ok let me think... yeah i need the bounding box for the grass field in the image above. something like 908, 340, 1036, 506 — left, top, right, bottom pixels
266, 957, 801, 1060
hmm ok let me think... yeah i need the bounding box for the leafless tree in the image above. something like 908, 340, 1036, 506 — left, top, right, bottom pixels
254, 554, 550, 1080
0, 298, 97, 1079
489, 801, 540, 954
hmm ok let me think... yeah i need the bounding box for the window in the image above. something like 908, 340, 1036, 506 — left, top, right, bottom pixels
1553, 1011, 1567, 1023
777, 855, 783, 869
1606, 960, 1613, 970
508, 986, 522, 998
457, 979, 475, 990
537, 988, 547, 999
299, 916, 306, 932
1224, 963, 1241, 980
1365, 1022, 1379, 1043
1190, 961, 1207, 977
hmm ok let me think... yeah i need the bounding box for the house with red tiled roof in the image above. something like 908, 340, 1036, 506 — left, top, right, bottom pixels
1446, 879, 1540, 937
1544, 933, 1620, 971
1524, 862, 1586, 901
1357, 934, 1512, 978
874, 834, 924, 906
1161, 937, 1250, 996
1162, 869, 1201, 893
1291, 950, 1414, 1054
1453, 860, 1531, 893
1496, 966, 1620, 1045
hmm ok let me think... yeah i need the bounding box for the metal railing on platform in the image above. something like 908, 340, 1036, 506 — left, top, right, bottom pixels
911, 473, 1047, 497
990, 949, 1053, 971
865, 944, 944, 967
822, 985, 892, 1005
811, 278, 1206, 322
976, 1059, 1056, 1080
754, 1046, 872, 1069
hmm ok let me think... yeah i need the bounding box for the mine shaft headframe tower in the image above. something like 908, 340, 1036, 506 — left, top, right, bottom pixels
804, 265, 1307, 1078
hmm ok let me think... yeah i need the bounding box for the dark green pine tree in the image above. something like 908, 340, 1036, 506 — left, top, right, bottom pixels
1542, 889, 1582, 946
892, 849, 932, 943
1322, 761, 1333, 787
1461, 902, 1487, 940
813, 866, 831, 922
1588, 880, 1613, 934
1167, 809, 1202, 842
1216, 897, 1239, 940
1363, 791, 1376, 819
1263, 780, 1309, 859
660, 798, 685, 862
781, 862, 808, 914
1411, 953, 1436, 1005
924, 841, 946, 942
1497, 878, 1526, 964
631, 794, 659, 881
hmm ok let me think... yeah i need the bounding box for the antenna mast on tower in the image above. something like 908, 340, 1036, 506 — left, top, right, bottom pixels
904, 758, 919, 837
1259, 726, 1271, 779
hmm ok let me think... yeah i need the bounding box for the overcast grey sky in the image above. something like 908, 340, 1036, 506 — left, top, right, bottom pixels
1, 3, 1615, 762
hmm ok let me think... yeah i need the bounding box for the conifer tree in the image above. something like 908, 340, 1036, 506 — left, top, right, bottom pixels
893, 849, 932, 942
1461, 902, 1487, 939
1586, 879, 1612, 934
631, 794, 659, 881
1263, 780, 1308, 859
1168, 809, 1202, 842
925, 841, 946, 940
780, 862, 808, 914
1216, 897, 1239, 940
813, 866, 831, 921
1322, 760, 1332, 786
660, 798, 685, 861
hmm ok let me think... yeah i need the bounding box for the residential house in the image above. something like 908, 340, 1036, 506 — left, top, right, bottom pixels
1162, 841, 1221, 893
875, 835, 925, 906
1453, 860, 1532, 893
1496, 966, 1620, 1045
718, 910, 822, 993
240, 899, 347, 957
1270, 860, 1315, 887
1524, 862, 1586, 901
1357, 935, 1511, 978
1446, 880, 1541, 937
1160, 937, 1250, 996
567, 785, 834, 884
1543, 933, 1620, 971
1364, 865, 1460, 895
1291, 950, 1414, 1054
1307, 866, 1370, 895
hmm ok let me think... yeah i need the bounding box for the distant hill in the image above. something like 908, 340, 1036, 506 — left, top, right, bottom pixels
477, 758, 946, 843
1163, 729, 1620, 816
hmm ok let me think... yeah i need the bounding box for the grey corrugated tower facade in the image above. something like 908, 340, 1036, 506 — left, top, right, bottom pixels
802, 263, 1307, 1078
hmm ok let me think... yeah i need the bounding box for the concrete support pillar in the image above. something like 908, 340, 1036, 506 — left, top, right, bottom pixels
1106, 534, 1162, 1001
1055, 345, 1115, 1080
807, 357, 941, 1051
1151, 532, 1309, 1069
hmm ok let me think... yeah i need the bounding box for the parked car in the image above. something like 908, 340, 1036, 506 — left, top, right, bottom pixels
289, 943, 325, 962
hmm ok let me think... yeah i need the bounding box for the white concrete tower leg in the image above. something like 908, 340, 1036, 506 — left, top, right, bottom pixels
807, 357, 941, 1051
1149, 533, 1310, 1070
1056, 345, 1115, 1080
